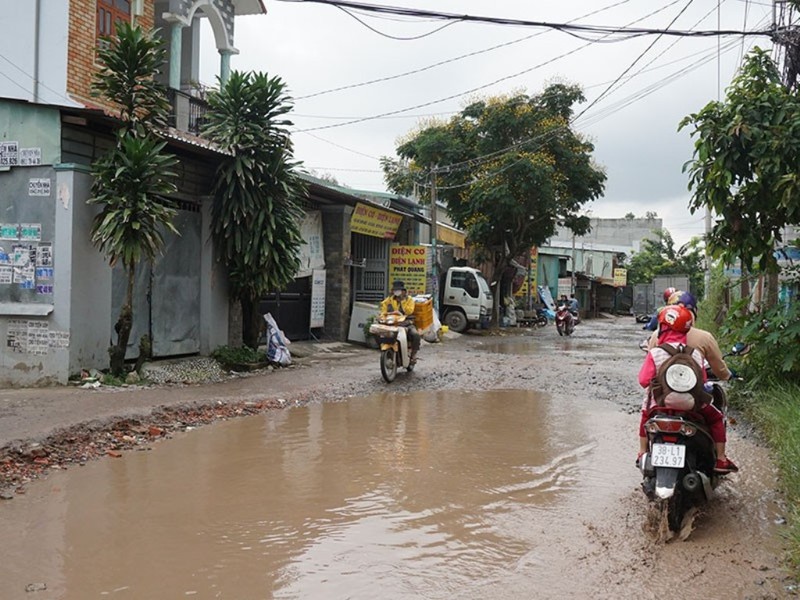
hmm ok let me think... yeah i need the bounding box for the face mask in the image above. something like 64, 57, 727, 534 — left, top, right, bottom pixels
393, 291, 402, 297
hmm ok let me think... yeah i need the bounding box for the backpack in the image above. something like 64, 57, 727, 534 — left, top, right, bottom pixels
649, 344, 711, 410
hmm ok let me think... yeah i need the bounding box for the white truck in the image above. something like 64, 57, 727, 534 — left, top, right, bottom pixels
440, 266, 493, 333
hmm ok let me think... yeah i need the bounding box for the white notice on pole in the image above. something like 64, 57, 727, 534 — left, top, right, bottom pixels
310, 269, 326, 329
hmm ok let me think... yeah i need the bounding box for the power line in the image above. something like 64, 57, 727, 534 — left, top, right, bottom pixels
296, 0, 640, 100
334, 5, 462, 40
278, 0, 772, 38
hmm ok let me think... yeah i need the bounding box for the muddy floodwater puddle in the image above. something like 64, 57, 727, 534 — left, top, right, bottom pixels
0, 389, 732, 598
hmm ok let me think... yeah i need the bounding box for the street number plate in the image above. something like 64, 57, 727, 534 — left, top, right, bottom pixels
651, 443, 686, 468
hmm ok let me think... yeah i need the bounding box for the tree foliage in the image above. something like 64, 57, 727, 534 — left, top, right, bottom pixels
622, 229, 705, 297
680, 48, 800, 278
90, 23, 177, 375
203, 71, 306, 349
383, 85, 605, 305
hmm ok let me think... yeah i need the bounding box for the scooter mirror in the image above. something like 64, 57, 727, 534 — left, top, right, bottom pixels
731, 342, 750, 355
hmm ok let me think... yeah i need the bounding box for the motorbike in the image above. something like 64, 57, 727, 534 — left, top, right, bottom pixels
534, 307, 550, 327
639, 342, 749, 533
555, 305, 576, 336
369, 312, 415, 383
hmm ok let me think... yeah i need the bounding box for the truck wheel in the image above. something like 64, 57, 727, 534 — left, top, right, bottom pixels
444, 310, 468, 333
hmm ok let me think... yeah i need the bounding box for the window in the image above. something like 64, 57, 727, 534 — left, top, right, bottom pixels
97, 0, 131, 43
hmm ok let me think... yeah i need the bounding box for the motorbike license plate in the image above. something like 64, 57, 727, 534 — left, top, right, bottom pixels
650, 443, 686, 468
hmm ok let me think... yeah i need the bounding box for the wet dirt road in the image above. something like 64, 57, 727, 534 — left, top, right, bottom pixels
0, 318, 793, 598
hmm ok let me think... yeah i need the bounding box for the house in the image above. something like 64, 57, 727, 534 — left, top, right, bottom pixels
0, 0, 264, 385
536, 217, 663, 316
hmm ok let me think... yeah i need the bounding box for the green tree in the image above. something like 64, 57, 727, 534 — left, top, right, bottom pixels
383, 85, 606, 313
203, 71, 306, 349
680, 47, 800, 306
90, 23, 178, 376
625, 229, 705, 297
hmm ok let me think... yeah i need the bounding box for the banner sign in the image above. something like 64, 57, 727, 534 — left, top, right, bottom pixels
296, 210, 325, 278
310, 269, 326, 328
514, 247, 539, 299
388, 245, 428, 295
350, 202, 403, 239
613, 268, 627, 287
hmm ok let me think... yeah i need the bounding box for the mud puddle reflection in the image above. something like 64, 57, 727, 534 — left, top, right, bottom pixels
0, 389, 639, 599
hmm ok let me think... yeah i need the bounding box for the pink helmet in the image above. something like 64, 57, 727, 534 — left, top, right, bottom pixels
663, 287, 677, 303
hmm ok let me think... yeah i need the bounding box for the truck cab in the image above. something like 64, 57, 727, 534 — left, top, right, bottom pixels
440, 267, 493, 333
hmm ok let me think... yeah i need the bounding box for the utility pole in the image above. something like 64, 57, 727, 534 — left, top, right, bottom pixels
430, 166, 439, 313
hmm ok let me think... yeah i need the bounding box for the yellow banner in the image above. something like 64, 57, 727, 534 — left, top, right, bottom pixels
515, 247, 539, 299
350, 202, 403, 239
613, 268, 627, 287
388, 245, 428, 295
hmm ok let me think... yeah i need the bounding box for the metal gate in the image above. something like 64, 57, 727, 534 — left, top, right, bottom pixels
351, 233, 390, 303
112, 206, 202, 358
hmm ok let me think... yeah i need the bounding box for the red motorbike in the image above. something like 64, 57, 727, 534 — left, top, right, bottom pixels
555, 305, 576, 336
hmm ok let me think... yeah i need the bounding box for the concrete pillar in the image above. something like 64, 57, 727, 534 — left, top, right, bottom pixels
220, 50, 233, 85
169, 22, 183, 89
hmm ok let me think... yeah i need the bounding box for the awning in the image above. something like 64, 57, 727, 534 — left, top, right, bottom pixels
437, 223, 466, 248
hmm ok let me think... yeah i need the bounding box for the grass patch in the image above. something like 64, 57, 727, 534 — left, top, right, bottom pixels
210, 345, 266, 371
731, 382, 800, 573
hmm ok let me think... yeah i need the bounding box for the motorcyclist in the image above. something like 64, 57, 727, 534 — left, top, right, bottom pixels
568, 294, 580, 320
646, 291, 732, 381
379, 280, 420, 364
643, 286, 676, 331
644, 291, 738, 473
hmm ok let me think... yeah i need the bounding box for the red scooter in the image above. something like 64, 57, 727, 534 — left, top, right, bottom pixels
555, 305, 576, 336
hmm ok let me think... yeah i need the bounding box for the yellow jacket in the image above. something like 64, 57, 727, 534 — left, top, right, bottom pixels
380, 295, 415, 316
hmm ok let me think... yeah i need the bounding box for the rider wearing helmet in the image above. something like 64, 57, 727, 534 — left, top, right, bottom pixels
380, 280, 421, 363
647, 290, 732, 381
638, 304, 737, 473
643, 287, 678, 331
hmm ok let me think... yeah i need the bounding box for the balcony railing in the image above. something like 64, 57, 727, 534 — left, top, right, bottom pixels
167, 87, 209, 136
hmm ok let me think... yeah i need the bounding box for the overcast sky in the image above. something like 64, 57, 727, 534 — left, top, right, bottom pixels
198, 0, 776, 247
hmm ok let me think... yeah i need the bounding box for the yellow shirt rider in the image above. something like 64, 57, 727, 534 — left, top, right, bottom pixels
379, 280, 420, 362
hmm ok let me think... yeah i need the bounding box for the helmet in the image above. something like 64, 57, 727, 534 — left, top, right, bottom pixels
658, 305, 693, 334
668, 290, 698, 315
662, 287, 677, 302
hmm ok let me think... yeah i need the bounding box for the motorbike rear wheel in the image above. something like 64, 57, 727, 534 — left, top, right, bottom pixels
536, 315, 548, 327
667, 488, 689, 533
380, 349, 397, 383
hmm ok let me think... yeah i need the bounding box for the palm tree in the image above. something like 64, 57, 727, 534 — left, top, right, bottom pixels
90, 23, 178, 375
203, 71, 306, 349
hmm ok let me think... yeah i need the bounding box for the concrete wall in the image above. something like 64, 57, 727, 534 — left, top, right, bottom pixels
58, 165, 113, 374
200, 200, 229, 353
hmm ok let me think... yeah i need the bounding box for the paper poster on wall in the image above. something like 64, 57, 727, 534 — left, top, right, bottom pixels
15, 265, 35, 289
48, 330, 70, 349
0, 266, 11, 284
310, 269, 326, 329
36, 243, 52, 267
296, 211, 325, 278
12, 244, 30, 266
20, 224, 42, 242
0, 141, 19, 166
0, 247, 9, 265
0, 225, 18, 240
6, 319, 26, 351
19, 148, 42, 166
28, 178, 50, 196
27, 320, 49, 355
